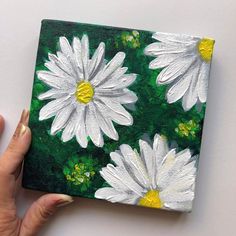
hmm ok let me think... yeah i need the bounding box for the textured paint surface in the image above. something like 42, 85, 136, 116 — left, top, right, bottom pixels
22, 20, 211, 211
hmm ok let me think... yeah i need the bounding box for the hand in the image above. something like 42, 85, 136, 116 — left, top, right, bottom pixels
0, 110, 73, 236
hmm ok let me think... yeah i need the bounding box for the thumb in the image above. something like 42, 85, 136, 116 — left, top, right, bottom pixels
20, 194, 73, 236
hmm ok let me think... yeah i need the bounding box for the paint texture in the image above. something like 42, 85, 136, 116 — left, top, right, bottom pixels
22, 20, 214, 212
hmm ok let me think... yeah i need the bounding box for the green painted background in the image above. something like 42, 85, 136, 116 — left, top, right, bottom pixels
22, 20, 205, 198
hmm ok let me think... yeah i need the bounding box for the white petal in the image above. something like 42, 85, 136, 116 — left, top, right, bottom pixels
160, 189, 194, 202
99, 164, 144, 195
56, 51, 77, 78
72, 37, 84, 78
152, 32, 198, 45
120, 144, 150, 188
157, 149, 192, 190
94, 103, 119, 141
166, 71, 192, 103
182, 65, 200, 111
92, 52, 125, 86
75, 106, 88, 148
88, 42, 105, 79
85, 103, 104, 147
48, 53, 74, 77
198, 61, 210, 103
99, 74, 136, 90
59, 37, 73, 59
149, 54, 179, 69
164, 201, 193, 212
157, 55, 196, 85
50, 104, 74, 135
39, 96, 72, 120
110, 151, 124, 166
38, 89, 70, 100
81, 35, 89, 80
44, 61, 70, 77
97, 66, 128, 88
156, 149, 176, 188
112, 89, 138, 104
139, 140, 155, 186
153, 134, 169, 171
145, 42, 186, 57
61, 110, 77, 142
97, 98, 133, 126
37, 71, 75, 89
95, 187, 133, 203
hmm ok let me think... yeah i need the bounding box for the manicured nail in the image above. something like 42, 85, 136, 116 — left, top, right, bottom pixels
19, 124, 27, 137
56, 195, 73, 208
14, 123, 27, 138
20, 109, 29, 125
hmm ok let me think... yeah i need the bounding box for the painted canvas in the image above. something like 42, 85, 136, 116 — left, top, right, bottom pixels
22, 19, 215, 212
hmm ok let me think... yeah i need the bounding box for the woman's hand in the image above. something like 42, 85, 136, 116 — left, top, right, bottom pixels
0, 110, 73, 236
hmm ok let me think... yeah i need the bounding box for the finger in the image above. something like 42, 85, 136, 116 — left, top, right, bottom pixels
0, 110, 31, 204
20, 194, 73, 236
0, 109, 31, 176
0, 115, 4, 136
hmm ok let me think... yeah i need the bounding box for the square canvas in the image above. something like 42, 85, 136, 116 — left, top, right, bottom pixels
23, 19, 215, 212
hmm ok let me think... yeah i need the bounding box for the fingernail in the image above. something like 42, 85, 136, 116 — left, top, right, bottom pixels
14, 123, 27, 138
19, 124, 27, 137
20, 109, 29, 125
56, 195, 73, 208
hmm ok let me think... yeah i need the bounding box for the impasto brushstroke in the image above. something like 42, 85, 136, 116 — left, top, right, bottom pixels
22, 20, 214, 212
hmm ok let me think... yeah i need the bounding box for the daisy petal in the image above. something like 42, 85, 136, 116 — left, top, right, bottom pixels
182, 66, 199, 111
39, 96, 71, 121
152, 32, 198, 45
37, 71, 75, 89
94, 104, 119, 141
139, 140, 155, 185
157, 149, 192, 189
110, 151, 124, 166
92, 52, 125, 86
157, 56, 196, 85
153, 134, 169, 170
160, 189, 194, 202
166, 71, 192, 104
88, 42, 105, 79
164, 201, 193, 212
38, 89, 69, 100
59, 37, 74, 59
99, 74, 136, 90
81, 35, 89, 80
149, 54, 179, 69
72, 37, 84, 77
61, 110, 77, 142
100, 164, 144, 195
144, 42, 186, 57
75, 106, 88, 148
51, 104, 74, 135
99, 97, 133, 126
120, 144, 149, 188
48, 53, 74, 77
85, 103, 104, 147
198, 61, 210, 103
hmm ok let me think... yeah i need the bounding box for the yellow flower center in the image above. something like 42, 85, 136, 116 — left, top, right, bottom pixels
75, 81, 94, 104
198, 38, 215, 62
138, 190, 163, 209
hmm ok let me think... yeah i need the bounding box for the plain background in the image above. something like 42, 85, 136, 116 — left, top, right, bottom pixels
0, 0, 235, 235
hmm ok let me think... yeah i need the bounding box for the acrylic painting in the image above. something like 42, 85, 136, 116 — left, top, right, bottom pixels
22, 19, 215, 212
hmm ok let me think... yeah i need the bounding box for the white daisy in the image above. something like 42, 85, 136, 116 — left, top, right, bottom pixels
37, 35, 137, 148
144, 32, 215, 111
95, 134, 197, 212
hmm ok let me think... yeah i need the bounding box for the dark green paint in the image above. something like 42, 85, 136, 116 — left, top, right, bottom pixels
22, 20, 206, 198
